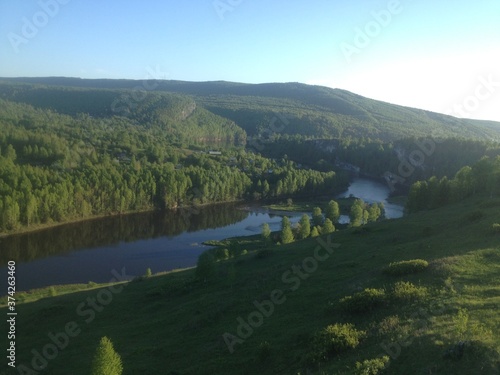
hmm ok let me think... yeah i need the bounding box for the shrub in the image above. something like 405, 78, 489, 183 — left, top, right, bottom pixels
214, 248, 230, 261
355, 356, 390, 375
392, 281, 427, 302
492, 223, 500, 234
383, 259, 429, 276
378, 316, 401, 336
90, 336, 123, 375
145, 268, 152, 277
312, 323, 366, 361
49, 287, 57, 297
339, 288, 386, 313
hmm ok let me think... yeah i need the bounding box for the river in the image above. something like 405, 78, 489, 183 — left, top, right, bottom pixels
336, 177, 404, 222
0, 177, 403, 292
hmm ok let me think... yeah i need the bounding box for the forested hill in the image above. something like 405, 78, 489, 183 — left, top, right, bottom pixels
2, 77, 500, 142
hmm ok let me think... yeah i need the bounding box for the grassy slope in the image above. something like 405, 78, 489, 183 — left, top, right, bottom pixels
2, 197, 500, 375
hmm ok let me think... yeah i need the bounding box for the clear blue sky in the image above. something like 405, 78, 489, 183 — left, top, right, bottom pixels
1, 0, 499, 121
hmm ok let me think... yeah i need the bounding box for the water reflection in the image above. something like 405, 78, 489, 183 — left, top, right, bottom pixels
0, 203, 247, 266
336, 177, 404, 219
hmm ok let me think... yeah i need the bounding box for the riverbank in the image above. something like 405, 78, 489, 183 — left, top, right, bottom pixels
0, 198, 246, 239
0, 208, 155, 239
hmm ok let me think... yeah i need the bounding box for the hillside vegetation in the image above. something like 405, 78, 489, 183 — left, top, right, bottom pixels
2, 78, 500, 141
2, 196, 499, 374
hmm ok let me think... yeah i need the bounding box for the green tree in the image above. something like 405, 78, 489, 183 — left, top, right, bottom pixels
280, 216, 294, 244
322, 218, 335, 234
367, 203, 381, 222
90, 336, 123, 375
325, 200, 340, 223
349, 199, 364, 227
298, 214, 311, 239
312, 206, 323, 226
261, 222, 271, 242
4, 144, 17, 161
310, 226, 320, 237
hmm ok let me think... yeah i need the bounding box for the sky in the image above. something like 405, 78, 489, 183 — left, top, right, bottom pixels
1, 0, 499, 122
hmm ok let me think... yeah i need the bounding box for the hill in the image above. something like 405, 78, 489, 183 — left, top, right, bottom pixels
3, 196, 499, 374
2, 77, 500, 142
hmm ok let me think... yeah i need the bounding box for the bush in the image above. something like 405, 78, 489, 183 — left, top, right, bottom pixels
312, 323, 366, 361
355, 356, 390, 375
383, 259, 429, 276
255, 249, 273, 259
392, 281, 427, 302
492, 223, 500, 234
339, 288, 386, 313
88, 281, 98, 288
145, 268, 152, 277
214, 248, 230, 261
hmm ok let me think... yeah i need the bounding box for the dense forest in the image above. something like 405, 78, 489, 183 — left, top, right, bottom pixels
0, 97, 348, 233
3, 78, 500, 141
406, 156, 500, 213
1, 79, 500, 233
257, 136, 500, 187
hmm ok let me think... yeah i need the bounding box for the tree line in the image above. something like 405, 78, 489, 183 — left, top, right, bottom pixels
0, 100, 348, 233
406, 156, 500, 213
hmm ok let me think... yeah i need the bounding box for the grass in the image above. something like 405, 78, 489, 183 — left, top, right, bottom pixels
2, 196, 500, 374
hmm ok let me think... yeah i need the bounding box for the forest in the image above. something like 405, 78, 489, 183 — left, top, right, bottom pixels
406, 155, 500, 213
0, 96, 348, 233
1, 79, 500, 233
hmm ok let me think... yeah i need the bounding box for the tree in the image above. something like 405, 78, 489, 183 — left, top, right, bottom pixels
90, 336, 123, 375
312, 207, 323, 226
4, 144, 17, 161
349, 199, 364, 227
298, 214, 311, 239
310, 226, 320, 237
367, 203, 381, 222
280, 216, 294, 244
261, 222, 271, 242
325, 200, 340, 223
322, 218, 335, 234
